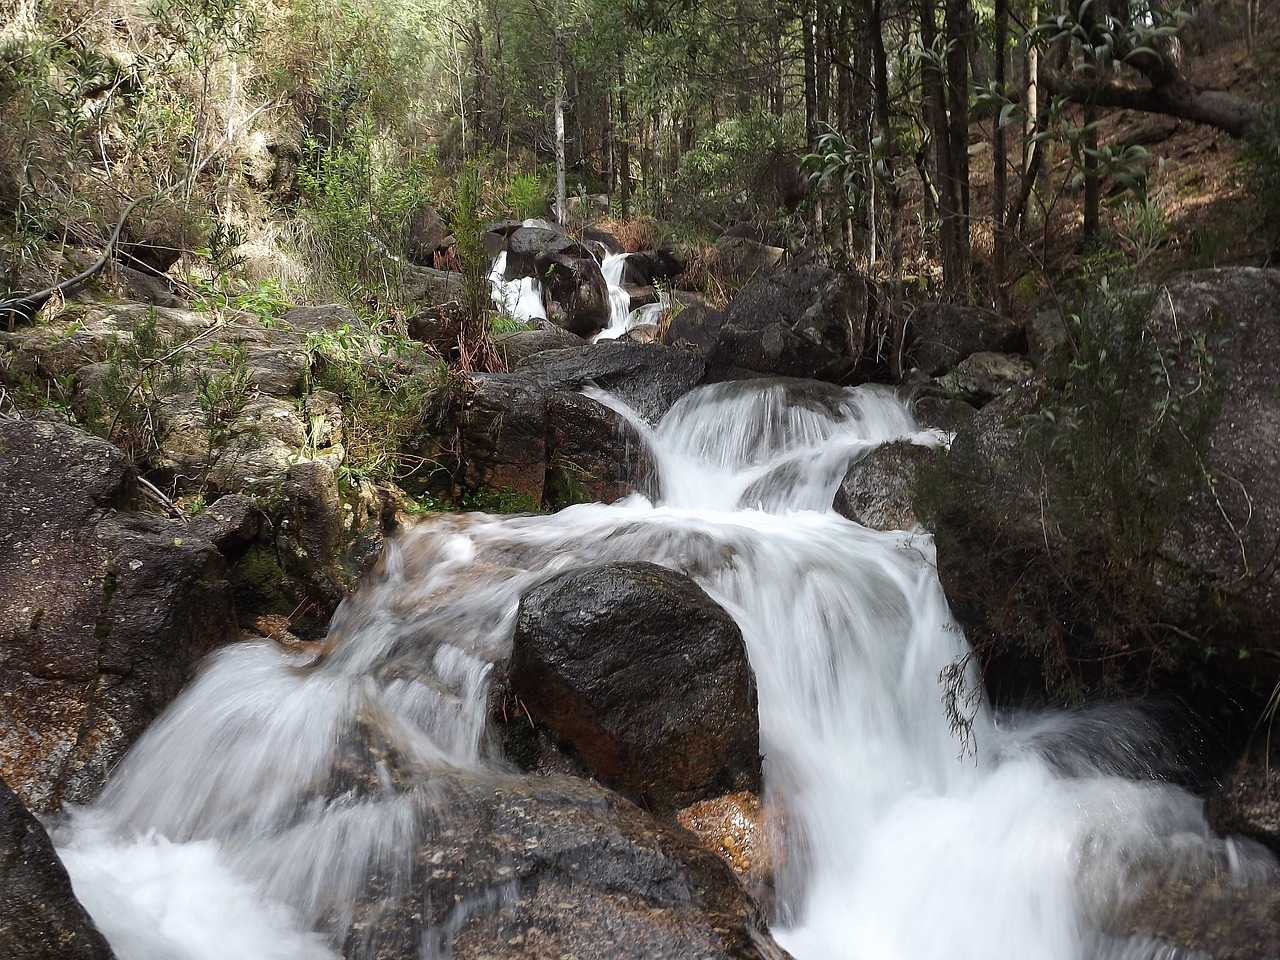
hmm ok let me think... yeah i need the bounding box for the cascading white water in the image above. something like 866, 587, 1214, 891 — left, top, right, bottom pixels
487, 250, 546, 323
53, 379, 1273, 960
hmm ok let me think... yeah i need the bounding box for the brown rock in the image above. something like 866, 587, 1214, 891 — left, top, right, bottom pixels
0, 418, 237, 811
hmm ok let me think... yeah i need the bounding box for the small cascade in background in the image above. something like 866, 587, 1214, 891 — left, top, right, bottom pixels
487, 250, 546, 323
594, 251, 669, 342
53, 380, 1276, 960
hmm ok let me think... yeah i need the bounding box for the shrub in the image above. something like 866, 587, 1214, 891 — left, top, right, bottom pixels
917, 286, 1223, 702
1243, 103, 1280, 264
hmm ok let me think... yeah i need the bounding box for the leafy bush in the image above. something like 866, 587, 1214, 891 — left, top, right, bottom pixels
918, 286, 1223, 702
304, 323, 456, 485
674, 112, 795, 221
1243, 103, 1280, 264
506, 173, 546, 220
296, 119, 435, 301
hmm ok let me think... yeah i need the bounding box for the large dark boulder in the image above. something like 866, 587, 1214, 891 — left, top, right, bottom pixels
0, 777, 115, 960
922, 267, 1280, 710
456, 342, 703, 507
543, 254, 611, 337
1152, 268, 1280, 645
708, 262, 873, 383
509, 561, 761, 815
712, 236, 784, 284
620, 248, 687, 287
834, 440, 939, 531
903, 303, 1026, 376
514, 342, 705, 422
0, 418, 238, 811
497, 224, 611, 337
664, 301, 726, 357
546, 391, 654, 505
300, 771, 790, 960
493, 325, 584, 369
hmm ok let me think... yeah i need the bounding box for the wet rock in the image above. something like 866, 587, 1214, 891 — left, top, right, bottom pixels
924, 268, 1280, 707
708, 262, 872, 383
0, 417, 237, 811
546, 392, 653, 506
664, 301, 726, 357
301, 771, 790, 960
503, 224, 589, 278
493, 326, 583, 369
543, 254, 610, 337
1108, 864, 1280, 960
1151, 268, 1280, 651
458, 376, 550, 505
1205, 749, 1280, 856
581, 224, 623, 256
903, 303, 1026, 376
496, 224, 611, 337
932, 351, 1034, 406
0, 776, 115, 960
834, 440, 939, 531
510, 561, 761, 815
457, 342, 698, 508
712, 236, 785, 283
187, 493, 261, 559
460, 343, 701, 512
514, 341, 704, 422
676, 791, 773, 893
621, 248, 687, 287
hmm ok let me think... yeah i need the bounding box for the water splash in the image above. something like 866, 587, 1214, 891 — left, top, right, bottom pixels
55, 379, 1272, 960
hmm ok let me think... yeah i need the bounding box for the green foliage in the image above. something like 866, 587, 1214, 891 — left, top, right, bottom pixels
489, 314, 534, 335
78, 310, 195, 466
918, 286, 1223, 701
304, 322, 455, 485
1243, 102, 1280, 263
453, 159, 492, 345
297, 119, 435, 301
194, 342, 252, 451
674, 112, 795, 219
506, 173, 546, 220
461, 485, 543, 514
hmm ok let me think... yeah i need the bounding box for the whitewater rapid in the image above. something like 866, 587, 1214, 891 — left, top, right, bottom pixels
52, 379, 1272, 960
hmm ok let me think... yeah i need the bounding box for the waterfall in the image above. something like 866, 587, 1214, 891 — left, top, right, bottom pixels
487, 251, 546, 323
53, 380, 1272, 960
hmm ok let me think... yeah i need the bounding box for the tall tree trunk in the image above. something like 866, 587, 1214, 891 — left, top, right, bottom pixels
919, 0, 959, 286
1083, 102, 1100, 243
553, 26, 567, 223
618, 63, 631, 217
944, 0, 971, 283
604, 87, 615, 202
993, 0, 1009, 309
470, 8, 485, 152
802, 0, 824, 244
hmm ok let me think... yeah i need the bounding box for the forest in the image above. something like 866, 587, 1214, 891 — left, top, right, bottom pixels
1, 0, 1275, 324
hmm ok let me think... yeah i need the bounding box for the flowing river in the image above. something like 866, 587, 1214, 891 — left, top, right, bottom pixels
53, 378, 1272, 959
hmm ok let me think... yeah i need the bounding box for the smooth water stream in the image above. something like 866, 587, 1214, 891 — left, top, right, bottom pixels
54, 379, 1271, 959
